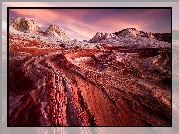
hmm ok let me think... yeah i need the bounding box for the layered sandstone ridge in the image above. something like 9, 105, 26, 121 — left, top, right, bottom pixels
9, 17, 42, 34
89, 28, 171, 46
114, 28, 171, 43
8, 16, 172, 127
9, 17, 69, 40
44, 24, 69, 40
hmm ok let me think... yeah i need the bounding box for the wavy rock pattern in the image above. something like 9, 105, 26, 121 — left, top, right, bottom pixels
9, 43, 171, 126
1, 11, 178, 134
8, 16, 171, 127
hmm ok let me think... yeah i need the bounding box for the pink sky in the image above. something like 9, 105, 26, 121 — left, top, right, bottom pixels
3, 2, 172, 41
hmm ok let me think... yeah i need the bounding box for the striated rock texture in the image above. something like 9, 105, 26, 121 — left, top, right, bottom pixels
89, 32, 118, 43
89, 28, 171, 49
9, 17, 43, 34
113, 28, 171, 43
89, 28, 171, 43
8, 17, 171, 127
9, 17, 70, 40
114, 28, 141, 37
44, 24, 70, 40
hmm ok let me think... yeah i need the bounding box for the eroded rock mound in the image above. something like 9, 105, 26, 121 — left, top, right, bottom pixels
9, 17, 42, 34
44, 24, 69, 40
89, 32, 118, 43
114, 28, 140, 37
9, 17, 70, 41
114, 28, 171, 43
89, 28, 171, 48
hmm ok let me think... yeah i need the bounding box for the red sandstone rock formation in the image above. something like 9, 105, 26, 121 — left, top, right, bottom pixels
9, 17, 43, 34
113, 28, 171, 43
8, 17, 171, 127
9, 17, 70, 40
44, 24, 69, 40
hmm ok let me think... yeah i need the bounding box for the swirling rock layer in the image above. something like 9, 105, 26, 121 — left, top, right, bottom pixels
9, 29, 171, 127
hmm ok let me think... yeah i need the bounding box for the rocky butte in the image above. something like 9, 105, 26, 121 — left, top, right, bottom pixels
8, 17, 171, 126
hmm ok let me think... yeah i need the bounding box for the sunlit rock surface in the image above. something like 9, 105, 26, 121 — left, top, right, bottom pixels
9, 17, 42, 34
8, 17, 172, 127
